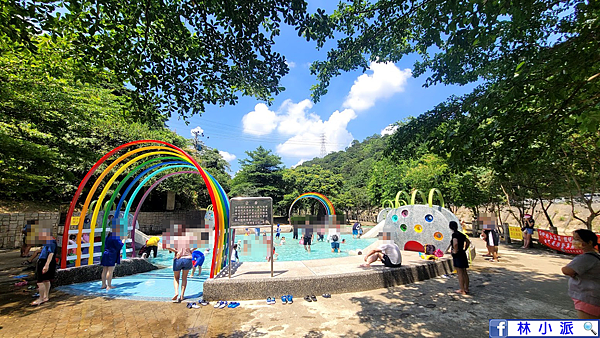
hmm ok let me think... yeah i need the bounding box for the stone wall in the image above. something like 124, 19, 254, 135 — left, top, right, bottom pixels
0, 212, 60, 249
0, 210, 207, 249
135, 210, 206, 234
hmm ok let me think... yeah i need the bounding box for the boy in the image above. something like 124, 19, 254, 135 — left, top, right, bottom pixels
191, 248, 210, 277
330, 233, 341, 253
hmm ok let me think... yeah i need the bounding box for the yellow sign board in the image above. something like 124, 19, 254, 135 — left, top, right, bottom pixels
509, 226, 523, 240
70, 216, 80, 226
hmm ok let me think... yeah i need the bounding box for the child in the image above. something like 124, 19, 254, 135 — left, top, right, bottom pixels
280, 237, 286, 245
141, 236, 160, 258
447, 221, 470, 295
100, 228, 128, 290
191, 248, 210, 277
231, 244, 239, 263
31, 227, 57, 306
276, 224, 281, 239
561, 229, 600, 319
267, 247, 279, 262
330, 233, 341, 253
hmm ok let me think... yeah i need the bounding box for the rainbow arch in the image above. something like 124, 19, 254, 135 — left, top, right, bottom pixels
288, 192, 336, 217
60, 140, 230, 279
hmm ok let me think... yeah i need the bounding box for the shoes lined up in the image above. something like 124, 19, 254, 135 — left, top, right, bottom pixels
185, 294, 332, 308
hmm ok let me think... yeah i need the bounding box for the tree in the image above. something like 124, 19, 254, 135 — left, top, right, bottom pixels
3, 0, 309, 119
0, 36, 187, 202
281, 164, 344, 216
230, 146, 285, 209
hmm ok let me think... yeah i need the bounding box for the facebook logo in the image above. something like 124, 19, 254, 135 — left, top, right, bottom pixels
489, 320, 508, 338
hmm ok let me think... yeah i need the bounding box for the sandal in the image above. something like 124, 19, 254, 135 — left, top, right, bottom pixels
322, 293, 331, 298
304, 295, 312, 302
286, 295, 293, 304
310, 295, 317, 302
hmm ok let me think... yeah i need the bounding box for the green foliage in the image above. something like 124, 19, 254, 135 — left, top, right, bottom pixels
230, 146, 285, 211
280, 164, 344, 216
3, 0, 310, 119
0, 37, 188, 204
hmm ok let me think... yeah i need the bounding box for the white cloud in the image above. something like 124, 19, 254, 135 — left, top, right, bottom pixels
276, 108, 356, 158
285, 60, 296, 68
242, 103, 278, 136
218, 151, 236, 162
343, 62, 412, 112
191, 126, 204, 137
292, 159, 306, 168
381, 125, 399, 136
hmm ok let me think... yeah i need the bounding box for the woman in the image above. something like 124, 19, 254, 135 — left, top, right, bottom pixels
521, 214, 535, 249
32, 227, 57, 306
100, 226, 128, 290
167, 227, 194, 303
561, 229, 600, 319
447, 221, 470, 295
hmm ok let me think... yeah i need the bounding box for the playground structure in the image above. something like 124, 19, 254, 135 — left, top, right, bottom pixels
59, 140, 230, 278
366, 189, 460, 253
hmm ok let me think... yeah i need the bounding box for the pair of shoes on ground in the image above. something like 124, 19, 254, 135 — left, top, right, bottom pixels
304, 295, 318, 302
199, 299, 209, 306
214, 300, 234, 309
280, 295, 293, 304
266, 297, 277, 305
322, 293, 331, 298
187, 302, 201, 309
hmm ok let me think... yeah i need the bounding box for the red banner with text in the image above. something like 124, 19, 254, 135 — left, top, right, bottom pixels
537, 229, 600, 255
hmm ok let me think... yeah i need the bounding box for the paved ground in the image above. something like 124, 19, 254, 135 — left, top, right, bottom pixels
0, 239, 578, 337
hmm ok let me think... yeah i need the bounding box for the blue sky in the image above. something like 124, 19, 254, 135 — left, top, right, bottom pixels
167, 3, 476, 174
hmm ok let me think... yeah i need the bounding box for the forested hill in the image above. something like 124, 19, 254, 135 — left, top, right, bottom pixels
298, 134, 388, 190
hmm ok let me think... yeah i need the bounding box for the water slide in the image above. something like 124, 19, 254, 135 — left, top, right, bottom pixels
361, 220, 385, 238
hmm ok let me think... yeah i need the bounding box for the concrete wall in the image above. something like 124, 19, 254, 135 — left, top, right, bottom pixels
0, 212, 60, 249
0, 210, 207, 249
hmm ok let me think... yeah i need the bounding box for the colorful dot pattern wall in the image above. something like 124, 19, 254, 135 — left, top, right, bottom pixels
382, 204, 461, 252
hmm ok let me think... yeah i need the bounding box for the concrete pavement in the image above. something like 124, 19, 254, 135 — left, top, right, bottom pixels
0, 238, 578, 337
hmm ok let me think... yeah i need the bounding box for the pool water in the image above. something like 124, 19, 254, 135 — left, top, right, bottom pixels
57, 234, 375, 301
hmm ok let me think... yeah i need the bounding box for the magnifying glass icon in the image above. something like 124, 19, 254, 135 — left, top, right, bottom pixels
584, 322, 597, 335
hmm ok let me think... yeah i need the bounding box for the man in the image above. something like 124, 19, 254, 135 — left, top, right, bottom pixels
360, 232, 402, 268
481, 213, 500, 262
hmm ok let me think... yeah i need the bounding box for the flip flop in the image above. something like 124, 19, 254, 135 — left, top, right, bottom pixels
266, 297, 272, 304
218, 301, 228, 309
310, 295, 317, 302
304, 295, 312, 302
281, 296, 287, 304
229, 302, 240, 308
214, 301, 223, 308
286, 295, 293, 304
187, 302, 193, 309
200, 300, 209, 306
322, 293, 331, 298
191, 303, 201, 309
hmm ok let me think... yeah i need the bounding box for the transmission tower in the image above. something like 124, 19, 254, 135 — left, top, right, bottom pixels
320, 133, 327, 157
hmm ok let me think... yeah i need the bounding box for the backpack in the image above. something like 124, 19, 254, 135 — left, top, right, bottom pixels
331, 234, 339, 242
424, 244, 436, 255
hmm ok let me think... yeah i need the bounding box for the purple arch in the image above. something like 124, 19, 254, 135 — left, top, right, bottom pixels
132, 171, 201, 255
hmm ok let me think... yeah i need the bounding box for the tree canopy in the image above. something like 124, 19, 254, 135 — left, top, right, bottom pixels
3, 0, 309, 119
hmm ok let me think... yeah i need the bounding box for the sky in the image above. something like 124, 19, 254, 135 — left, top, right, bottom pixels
166, 3, 476, 175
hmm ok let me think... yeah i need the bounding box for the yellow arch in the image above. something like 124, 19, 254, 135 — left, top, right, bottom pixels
411, 189, 427, 205
428, 188, 445, 208
75, 147, 188, 266
382, 200, 395, 209
394, 190, 410, 208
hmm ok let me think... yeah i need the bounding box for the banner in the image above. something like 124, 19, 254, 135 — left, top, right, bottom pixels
508, 226, 523, 240
537, 229, 600, 255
